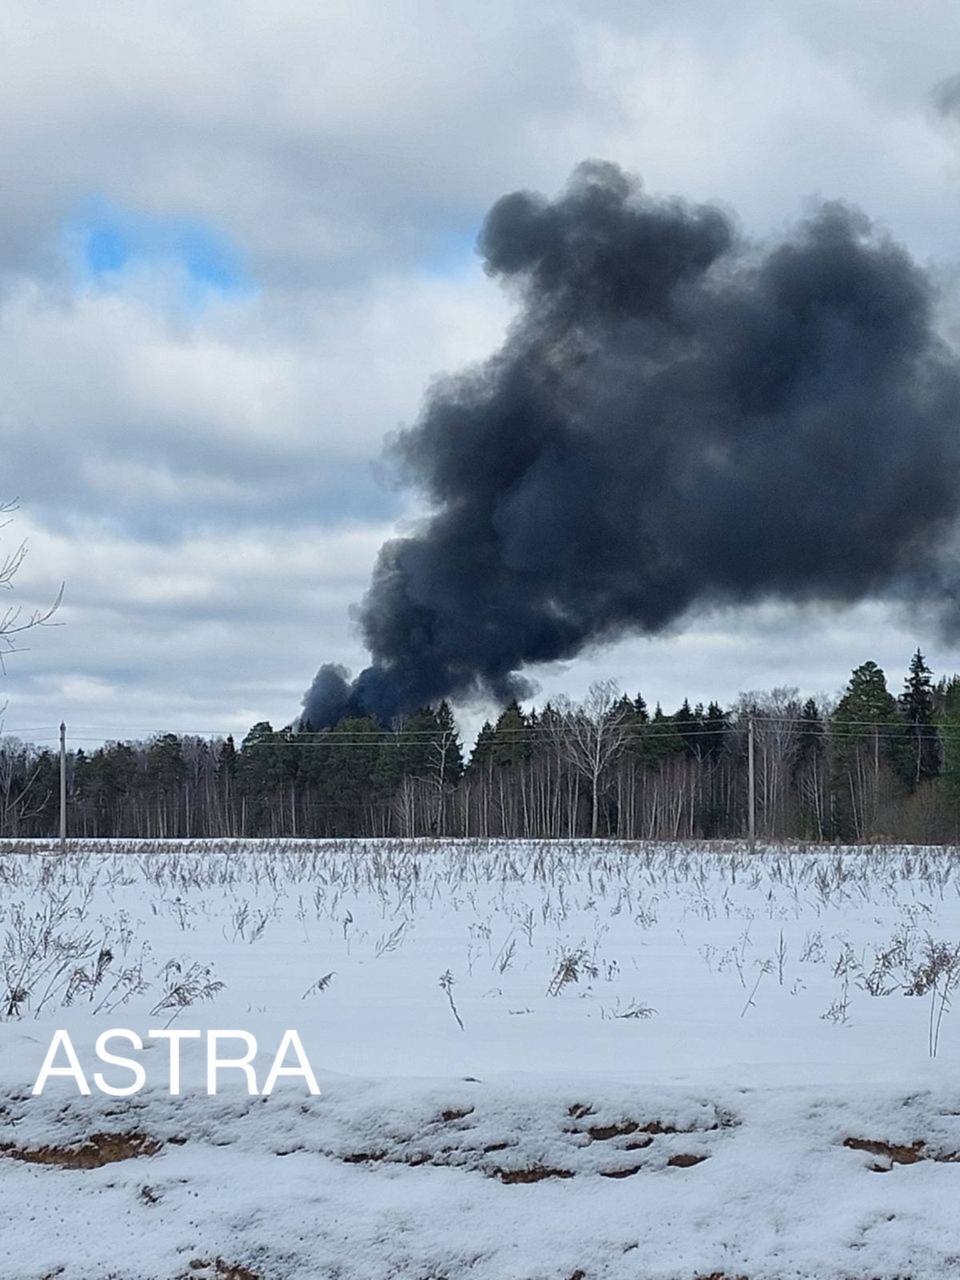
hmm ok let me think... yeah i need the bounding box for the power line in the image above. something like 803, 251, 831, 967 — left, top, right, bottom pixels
7, 716, 960, 752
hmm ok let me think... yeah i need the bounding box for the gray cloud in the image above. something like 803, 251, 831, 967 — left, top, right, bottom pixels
5, 1, 960, 734
934, 73, 960, 119
0, 1, 592, 291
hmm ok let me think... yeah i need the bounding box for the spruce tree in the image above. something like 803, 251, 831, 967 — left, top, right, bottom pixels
899, 648, 941, 784
674, 699, 705, 758
703, 701, 729, 761
434, 701, 464, 784
637, 703, 685, 765
491, 701, 531, 767
469, 721, 496, 769
794, 698, 824, 771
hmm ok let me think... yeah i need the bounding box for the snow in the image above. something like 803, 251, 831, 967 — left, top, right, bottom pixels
2, 838, 960, 1277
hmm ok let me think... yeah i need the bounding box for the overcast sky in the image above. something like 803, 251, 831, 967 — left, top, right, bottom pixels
6, 0, 960, 746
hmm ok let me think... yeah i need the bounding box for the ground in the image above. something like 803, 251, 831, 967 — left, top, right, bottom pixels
1, 838, 959, 1278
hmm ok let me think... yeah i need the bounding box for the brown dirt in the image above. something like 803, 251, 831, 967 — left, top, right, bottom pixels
439, 1106, 474, 1123
844, 1136, 960, 1170
340, 1148, 388, 1164
494, 1164, 576, 1184
188, 1260, 260, 1280
336, 1131, 714, 1179
586, 1119, 640, 1141
0, 1130, 161, 1169
694, 1274, 750, 1279
598, 1163, 645, 1179
568, 1103, 594, 1119
580, 1116, 724, 1140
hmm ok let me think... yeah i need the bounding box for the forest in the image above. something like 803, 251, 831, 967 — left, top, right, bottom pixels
5, 650, 960, 843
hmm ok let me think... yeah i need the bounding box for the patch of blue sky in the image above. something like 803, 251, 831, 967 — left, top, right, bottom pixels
66, 195, 254, 301
420, 224, 482, 278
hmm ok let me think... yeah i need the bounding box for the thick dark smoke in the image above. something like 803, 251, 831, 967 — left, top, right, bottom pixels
302, 160, 960, 728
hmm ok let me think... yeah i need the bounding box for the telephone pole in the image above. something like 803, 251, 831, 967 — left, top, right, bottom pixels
59, 721, 67, 854
747, 715, 756, 854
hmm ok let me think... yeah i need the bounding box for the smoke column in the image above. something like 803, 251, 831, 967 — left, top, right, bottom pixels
303, 160, 960, 728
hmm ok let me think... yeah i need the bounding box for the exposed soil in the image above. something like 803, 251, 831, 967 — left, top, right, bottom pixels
439, 1106, 474, 1123
694, 1274, 750, 1279
331, 1102, 720, 1182
340, 1148, 389, 1164
598, 1163, 645, 1179
574, 1110, 734, 1141
495, 1164, 576, 1184
586, 1119, 642, 1141
188, 1260, 261, 1280
0, 1130, 161, 1169
844, 1136, 960, 1170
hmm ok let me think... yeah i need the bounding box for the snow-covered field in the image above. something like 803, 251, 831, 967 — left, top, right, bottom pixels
3, 838, 960, 1278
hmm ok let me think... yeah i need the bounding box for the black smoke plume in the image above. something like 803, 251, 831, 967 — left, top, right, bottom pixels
302, 160, 960, 728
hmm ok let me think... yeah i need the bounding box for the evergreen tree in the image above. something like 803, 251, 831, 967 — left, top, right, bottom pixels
491, 701, 531, 767
614, 693, 646, 762
400, 708, 443, 777
899, 648, 941, 784
938, 675, 960, 823
434, 700, 464, 784
217, 735, 237, 789
833, 662, 900, 731
674, 699, 705, 758
637, 703, 685, 765
469, 721, 496, 769
831, 661, 906, 836
702, 701, 729, 761
236, 722, 286, 830
794, 698, 824, 771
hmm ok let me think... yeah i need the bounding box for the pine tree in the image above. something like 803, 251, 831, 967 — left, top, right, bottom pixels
834, 662, 900, 729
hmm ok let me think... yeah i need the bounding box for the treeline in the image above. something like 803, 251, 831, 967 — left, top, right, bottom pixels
6, 650, 960, 843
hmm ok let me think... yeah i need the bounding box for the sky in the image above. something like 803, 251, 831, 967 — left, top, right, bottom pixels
6, 0, 960, 747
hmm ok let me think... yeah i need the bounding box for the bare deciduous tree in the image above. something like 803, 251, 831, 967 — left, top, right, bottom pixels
551, 680, 629, 837
0, 501, 62, 667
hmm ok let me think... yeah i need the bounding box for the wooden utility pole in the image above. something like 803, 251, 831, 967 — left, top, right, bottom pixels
59, 721, 67, 853
747, 716, 756, 853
